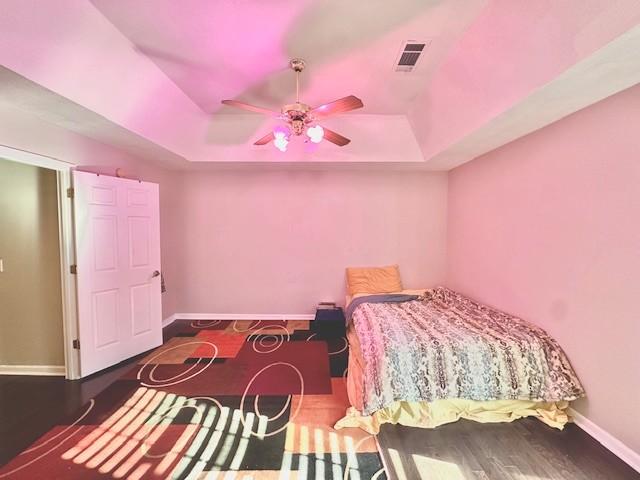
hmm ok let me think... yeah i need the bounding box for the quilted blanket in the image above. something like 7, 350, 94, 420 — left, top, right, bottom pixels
351, 287, 585, 415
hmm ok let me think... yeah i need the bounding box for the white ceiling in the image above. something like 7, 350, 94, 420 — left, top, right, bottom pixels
91, 0, 486, 115
0, 1, 639, 169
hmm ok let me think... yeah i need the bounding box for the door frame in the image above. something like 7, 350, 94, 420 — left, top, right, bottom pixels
0, 145, 80, 379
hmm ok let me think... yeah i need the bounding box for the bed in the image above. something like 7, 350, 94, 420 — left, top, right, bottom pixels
334, 285, 585, 434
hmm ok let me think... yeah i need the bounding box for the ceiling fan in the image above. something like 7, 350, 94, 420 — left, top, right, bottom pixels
221, 58, 363, 151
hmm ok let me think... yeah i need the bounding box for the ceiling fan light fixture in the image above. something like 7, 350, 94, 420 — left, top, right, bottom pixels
306, 125, 324, 144
273, 131, 289, 152
273, 125, 290, 138
274, 137, 288, 152
273, 125, 291, 151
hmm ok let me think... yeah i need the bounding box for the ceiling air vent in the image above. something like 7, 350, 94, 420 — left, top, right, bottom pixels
395, 41, 429, 72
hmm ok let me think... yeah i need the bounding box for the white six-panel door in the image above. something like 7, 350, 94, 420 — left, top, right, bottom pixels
73, 171, 162, 377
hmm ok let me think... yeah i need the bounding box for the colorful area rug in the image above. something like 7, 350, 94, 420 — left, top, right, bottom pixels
0, 320, 387, 479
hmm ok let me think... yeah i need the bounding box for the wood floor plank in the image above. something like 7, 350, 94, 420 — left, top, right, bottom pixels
377, 418, 640, 480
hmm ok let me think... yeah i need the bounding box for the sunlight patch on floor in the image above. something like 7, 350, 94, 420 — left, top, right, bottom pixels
412, 453, 464, 480
59, 388, 255, 479
55, 386, 375, 479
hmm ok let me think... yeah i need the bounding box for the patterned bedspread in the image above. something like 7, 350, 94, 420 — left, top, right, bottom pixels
351, 287, 584, 415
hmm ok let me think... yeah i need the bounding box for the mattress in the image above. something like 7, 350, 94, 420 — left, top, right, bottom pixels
336, 287, 584, 434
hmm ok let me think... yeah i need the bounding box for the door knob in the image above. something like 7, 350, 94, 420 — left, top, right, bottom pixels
152, 270, 160, 278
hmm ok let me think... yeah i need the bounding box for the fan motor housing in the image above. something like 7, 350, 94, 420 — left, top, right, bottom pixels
281, 102, 311, 116
289, 58, 306, 72
282, 102, 313, 135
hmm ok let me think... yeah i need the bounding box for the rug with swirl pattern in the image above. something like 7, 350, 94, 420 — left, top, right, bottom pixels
0, 320, 387, 480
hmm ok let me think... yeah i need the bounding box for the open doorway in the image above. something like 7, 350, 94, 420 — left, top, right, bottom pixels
0, 145, 78, 380
0, 158, 65, 374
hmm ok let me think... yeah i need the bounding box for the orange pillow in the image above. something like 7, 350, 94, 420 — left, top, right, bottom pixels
346, 265, 403, 296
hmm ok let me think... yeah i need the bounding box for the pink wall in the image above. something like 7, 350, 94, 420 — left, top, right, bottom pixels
175, 170, 448, 314
446, 84, 640, 454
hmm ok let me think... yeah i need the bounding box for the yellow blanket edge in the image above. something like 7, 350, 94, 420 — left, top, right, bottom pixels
334, 399, 571, 435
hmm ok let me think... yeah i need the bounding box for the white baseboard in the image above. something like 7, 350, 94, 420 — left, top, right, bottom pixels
569, 407, 640, 473
163, 314, 177, 327
0, 365, 66, 376
169, 313, 315, 322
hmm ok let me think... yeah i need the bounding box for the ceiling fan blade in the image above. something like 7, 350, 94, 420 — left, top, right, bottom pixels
312, 95, 363, 117
254, 132, 275, 145
221, 100, 278, 116
322, 127, 351, 147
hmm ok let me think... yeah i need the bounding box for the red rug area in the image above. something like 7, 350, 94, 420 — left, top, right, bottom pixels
0, 320, 386, 479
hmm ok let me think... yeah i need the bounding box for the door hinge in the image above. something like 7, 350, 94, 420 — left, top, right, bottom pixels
70, 264, 77, 274
72, 339, 80, 349
67, 187, 74, 198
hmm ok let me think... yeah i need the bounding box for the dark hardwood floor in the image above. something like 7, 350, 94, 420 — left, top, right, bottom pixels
0, 327, 176, 466
0, 362, 133, 465
0, 375, 80, 465
378, 418, 640, 479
